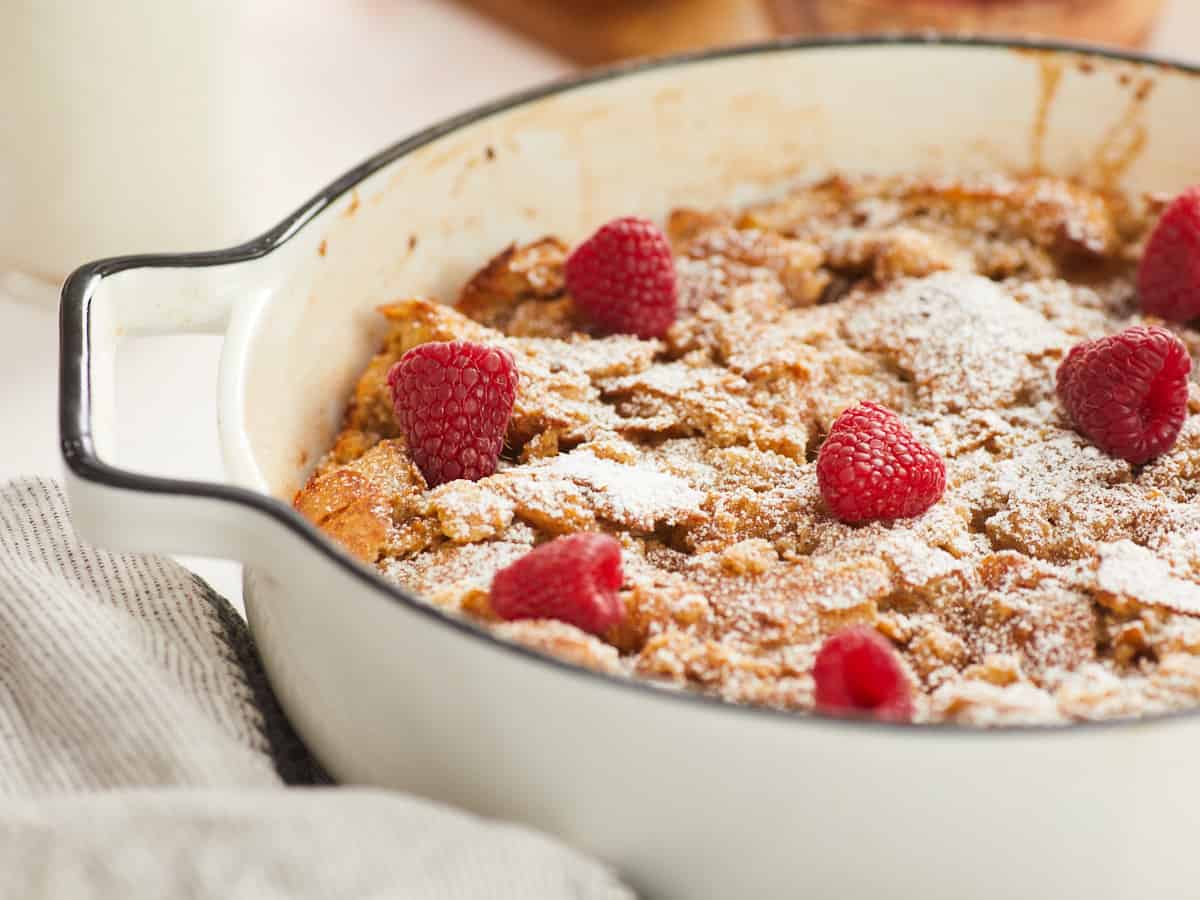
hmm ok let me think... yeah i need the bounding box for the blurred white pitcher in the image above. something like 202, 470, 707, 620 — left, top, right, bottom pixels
0, 2, 239, 284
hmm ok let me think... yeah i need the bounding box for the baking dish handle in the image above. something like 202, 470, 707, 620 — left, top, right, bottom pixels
59, 254, 308, 565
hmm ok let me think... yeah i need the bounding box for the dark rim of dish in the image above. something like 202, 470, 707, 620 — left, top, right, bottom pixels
59, 35, 1200, 738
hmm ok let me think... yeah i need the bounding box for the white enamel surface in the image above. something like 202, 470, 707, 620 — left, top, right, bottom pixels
67, 44, 1200, 899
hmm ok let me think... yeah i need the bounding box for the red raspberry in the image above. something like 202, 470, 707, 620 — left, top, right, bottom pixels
564, 216, 678, 339
387, 341, 518, 487
1139, 186, 1200, 321
816, 402, 946, 524
1056, 325, 1192, 465
490, 533, 624, 635
813, 627, 913, 721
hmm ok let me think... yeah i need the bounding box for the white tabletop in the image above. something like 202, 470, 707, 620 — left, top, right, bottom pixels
2, 0, 1196, 611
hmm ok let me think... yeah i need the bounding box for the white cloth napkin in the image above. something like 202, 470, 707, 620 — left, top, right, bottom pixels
0, 478, 632, 899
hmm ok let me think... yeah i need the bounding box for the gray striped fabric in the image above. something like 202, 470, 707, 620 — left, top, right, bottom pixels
0, 479, 632, 899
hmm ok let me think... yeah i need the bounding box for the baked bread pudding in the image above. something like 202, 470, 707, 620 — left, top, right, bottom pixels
296, 173, 1200, 726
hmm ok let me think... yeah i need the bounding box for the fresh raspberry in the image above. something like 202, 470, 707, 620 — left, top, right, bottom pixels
1139, 187, 1200, 321
816, 402, 946, 524
490, 533, 624, 635
813, 627, 913, 722
564, 216, 678, 339
1056, 325, 1192, 465
387, 341, 518, 487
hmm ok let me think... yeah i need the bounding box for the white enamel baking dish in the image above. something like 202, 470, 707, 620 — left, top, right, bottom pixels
61, 38, 1200, 900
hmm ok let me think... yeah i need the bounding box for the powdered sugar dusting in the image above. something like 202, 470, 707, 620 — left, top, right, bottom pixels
1094, 540, 1200, 617
841, 272, 1068, 412
538, 449, 705, 532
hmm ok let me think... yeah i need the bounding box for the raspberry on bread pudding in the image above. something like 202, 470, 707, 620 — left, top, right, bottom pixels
387, 340, 519, 487
816, 401, 946, 523
297, 175, 1200, 727
1056, 326, 1191, 465
1138, 187, 1200, 322
813, 626, 914, 722
565, 216, 678, 339
491, 532, 625, 636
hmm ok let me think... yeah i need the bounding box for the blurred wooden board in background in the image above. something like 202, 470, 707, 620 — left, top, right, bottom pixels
456, 0, 776, 64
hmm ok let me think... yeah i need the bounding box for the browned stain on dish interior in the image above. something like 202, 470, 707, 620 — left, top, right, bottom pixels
485, 145, 497, 161
958, 138, 1011, 171
343, 190, 361, 218
1025, 49, 1156, 189
1085, 77, 1153, 189
1030, 53, 1064, 175
452, 156, 485, 198
408, 234, 419, 252
655, 86, 685, 108
702, 92, 824, 193
317, 239, 327, 257
418, 128, 505, 174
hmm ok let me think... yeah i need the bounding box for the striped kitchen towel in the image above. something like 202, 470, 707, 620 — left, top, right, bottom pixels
0, 478, 631, 900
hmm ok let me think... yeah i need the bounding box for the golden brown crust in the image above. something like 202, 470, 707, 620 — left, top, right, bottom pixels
455, 237, 573, 335
295, 439, 428, 563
